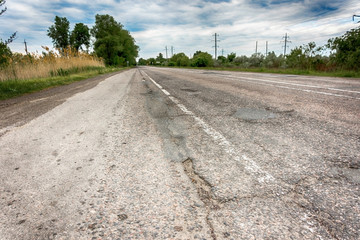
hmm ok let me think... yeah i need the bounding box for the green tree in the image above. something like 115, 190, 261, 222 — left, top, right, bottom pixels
0, 41, 11, 66
156, 53, 165, 64
0, 0, 6, 16
138, 58, 147, 65
147, 57, 156, 65
286, 46, 305, 69
217, 55, 226, 64
191, 51, 213, 67
327, 26, 360, 70
0, 0, 15, 66
264, 51, 282, 68
170, 52, 190, 66
91, 14, 138, 66
227, 52, 236, 62
47, 16, 70, 51
70, 23, 90, 51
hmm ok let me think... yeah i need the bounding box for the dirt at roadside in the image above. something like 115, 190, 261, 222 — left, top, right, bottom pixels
0, 71, 123, 134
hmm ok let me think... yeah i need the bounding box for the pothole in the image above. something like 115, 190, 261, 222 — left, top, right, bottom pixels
181, 88, 200, 96
233, 108, 277, 121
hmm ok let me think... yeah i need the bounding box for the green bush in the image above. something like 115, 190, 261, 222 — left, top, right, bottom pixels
191, 51, 213, 67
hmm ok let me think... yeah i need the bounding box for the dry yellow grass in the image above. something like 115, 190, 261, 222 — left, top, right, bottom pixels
0, 46, 105, 81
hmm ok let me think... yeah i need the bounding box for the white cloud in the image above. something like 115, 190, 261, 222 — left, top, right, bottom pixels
1, 0, 359, 58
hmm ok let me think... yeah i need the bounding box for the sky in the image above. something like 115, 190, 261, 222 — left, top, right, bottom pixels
1, 0, 360, 59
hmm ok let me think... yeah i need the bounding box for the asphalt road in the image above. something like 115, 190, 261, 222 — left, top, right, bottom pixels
0, 67, 359, 239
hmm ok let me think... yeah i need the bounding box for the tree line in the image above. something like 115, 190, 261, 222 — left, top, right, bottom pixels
140, 26, 360, 72
47, 14, 139, 66
0, 3, 138, 67
0, 0, 16, 66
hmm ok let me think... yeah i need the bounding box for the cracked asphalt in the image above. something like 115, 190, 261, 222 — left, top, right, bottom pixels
0, 67, 359, 239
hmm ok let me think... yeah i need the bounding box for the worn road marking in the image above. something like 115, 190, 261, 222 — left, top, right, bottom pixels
223, 76, 360, 100
142, 70, 275, 184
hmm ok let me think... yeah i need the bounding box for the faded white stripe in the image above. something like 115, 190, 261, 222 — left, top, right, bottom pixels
142, 70, 275, 183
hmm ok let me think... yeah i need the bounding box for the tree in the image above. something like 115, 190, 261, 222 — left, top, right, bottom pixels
227, 52, 236, 62
286, 47, 305, 69
327, 26, 360, 70
217, 55, 226, 63
156, 53, 165, 64
47, 16, 70, 51
70, 23, 90, 51
138, 58, 147, 65
0, 0, 7, 16
91, 14, 138, 66
0, 41, 11, 65
147, 57, 156, 65
264, 51, 282, 68
191, 51, 213, 67
0, 0, 15, 66
170, 53, 190, 66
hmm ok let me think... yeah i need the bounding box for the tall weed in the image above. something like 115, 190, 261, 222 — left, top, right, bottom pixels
0, 46, 105, 81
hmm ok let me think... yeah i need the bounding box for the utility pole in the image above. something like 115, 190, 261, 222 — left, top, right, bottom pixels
266, 41, 268, 57
255, 41, 258, 55
353, 14, 360, 23
213, 33, 220, 59
221, 49, 224, 56
282, 33, 291, 56
171, 46, 174, 57
24, 39, 28, 54
165, 46, 168, 59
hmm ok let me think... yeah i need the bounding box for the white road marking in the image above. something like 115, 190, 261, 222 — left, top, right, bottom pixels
327, 87, 360, 94
159, 68, 360, 96
225, 75, 360, 95
223, 76, 360, 100
142, 70, 275, 184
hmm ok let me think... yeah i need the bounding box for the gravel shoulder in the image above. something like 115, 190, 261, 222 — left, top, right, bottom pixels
0, 71, 123, 135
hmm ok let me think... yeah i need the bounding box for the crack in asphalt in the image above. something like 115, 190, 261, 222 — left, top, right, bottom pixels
182, 158, 219, 240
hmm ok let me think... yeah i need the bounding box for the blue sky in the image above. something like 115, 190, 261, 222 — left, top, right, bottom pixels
1, 0, 359, 59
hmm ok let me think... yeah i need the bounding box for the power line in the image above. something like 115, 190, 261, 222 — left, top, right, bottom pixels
24, 39, 28, 54
282, 33, 291, 56
165, 46, 168, 59
266, 41, 268, 57
213, 33, 220, 59
353, 14, 360, 23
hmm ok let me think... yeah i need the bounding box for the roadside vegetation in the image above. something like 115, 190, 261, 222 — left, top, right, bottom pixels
0, 0, 138, 99
140, 26, 360, 78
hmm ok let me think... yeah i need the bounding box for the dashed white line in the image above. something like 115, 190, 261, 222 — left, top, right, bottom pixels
142, 70, 275, 184
223, 76, 360, 100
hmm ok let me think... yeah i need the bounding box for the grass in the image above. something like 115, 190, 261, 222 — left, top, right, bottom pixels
0, 47, 106, 81
0, 46, 129, 100
0, 66, 123, 100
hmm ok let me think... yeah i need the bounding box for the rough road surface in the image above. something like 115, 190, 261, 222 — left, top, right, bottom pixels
0, 67, 359, 239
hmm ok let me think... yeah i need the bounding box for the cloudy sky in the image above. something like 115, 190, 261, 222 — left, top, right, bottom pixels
1, 0, 359, 59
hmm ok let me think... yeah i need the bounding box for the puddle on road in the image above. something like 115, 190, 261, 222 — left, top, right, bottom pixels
233, 108, 277, 121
